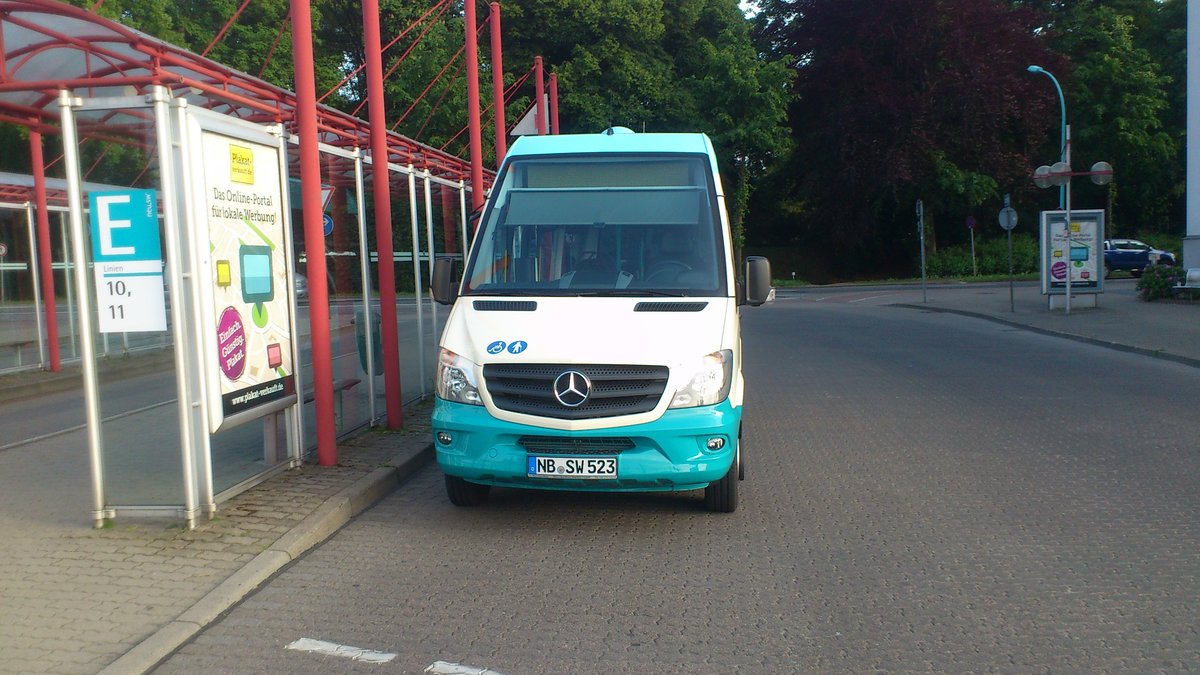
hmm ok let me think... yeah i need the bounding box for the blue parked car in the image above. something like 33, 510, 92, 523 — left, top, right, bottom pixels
1103, 239, 1176, 278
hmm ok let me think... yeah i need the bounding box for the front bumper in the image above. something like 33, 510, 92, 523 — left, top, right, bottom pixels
432, 399, 740, 492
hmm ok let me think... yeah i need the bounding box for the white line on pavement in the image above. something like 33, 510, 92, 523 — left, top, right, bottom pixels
285, 638, 397, 663
425, 660, 507, 675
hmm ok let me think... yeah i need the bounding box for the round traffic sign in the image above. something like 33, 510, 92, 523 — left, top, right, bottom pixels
1033, 165, 1053, 189
1049, 161, 1071, 186
0, 242, 7, 256
998, 207, 1018, 231
1090, 161, 1113, 186
322, 213, 335, 237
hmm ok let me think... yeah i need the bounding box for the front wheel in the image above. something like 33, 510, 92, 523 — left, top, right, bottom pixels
704, 445, 739, 513
445, 474, 490, 507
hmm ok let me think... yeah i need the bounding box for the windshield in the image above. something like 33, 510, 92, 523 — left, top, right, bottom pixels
462, 154, 727, 297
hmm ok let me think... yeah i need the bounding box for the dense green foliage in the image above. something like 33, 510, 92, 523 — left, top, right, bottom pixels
925, 233, 1040, 278
1034, 1, 1180, 237
7, 0, 1189, 283
750, 0, 1183, 281
475, 0, 791, 246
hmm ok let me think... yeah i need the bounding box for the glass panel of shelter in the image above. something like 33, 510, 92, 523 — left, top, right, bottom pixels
66, 105, 186, 507
0, 205, 36, 370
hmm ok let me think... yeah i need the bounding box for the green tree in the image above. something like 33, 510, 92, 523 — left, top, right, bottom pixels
174, 0, 297, 89
1146, 0, 1186, 228
1013, 0, 1182, 234
752, 0, 1064, 278
318, 0, 472, 150
72, 0, 186, 44
65, 0, 351, 107
43, 0, 787, 246
468, 0, 789, 247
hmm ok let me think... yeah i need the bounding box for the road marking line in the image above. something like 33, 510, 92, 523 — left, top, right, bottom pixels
425, 661, 507, 675
285, 638, 396, 663
849, 294, 892, 303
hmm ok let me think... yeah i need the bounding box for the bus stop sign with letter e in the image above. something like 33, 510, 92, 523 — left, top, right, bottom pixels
88, 189, 168, 333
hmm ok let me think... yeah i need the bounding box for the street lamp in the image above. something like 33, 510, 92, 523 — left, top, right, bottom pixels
1027, 65, 1066, 209
1028, 64, 1081, 314
1031, 126, 1113, 316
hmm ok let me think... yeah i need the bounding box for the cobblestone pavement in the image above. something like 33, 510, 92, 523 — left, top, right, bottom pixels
0, 410, 432, 675
156, 301, 1200, 673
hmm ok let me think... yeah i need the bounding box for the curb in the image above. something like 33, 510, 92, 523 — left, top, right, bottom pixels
892, 303, 1200, 370
99, 442, 435, 675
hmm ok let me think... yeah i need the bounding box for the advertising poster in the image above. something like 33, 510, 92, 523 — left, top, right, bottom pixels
196, 125, 295, 431
1040, 209, 1104, 294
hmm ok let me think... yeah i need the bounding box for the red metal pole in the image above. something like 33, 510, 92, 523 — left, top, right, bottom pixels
29, 129, 60, 372
364, 0, 404, 429
291, 0, 338, 464
534, 56, 547, 136
489, 2, 506, 167
549, 72, 559, 135
465, 0, 485, 213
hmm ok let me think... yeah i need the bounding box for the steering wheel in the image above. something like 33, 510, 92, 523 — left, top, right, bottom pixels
644, 260, 692, 284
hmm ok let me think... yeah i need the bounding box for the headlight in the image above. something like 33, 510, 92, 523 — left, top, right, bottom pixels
436, 348, 482, 405
669, 349, 733, 408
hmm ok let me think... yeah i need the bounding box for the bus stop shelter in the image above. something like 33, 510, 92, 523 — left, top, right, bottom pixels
0, 0, 488, 527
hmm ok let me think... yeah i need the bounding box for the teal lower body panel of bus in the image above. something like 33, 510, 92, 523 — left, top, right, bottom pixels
432, 399, 740, 492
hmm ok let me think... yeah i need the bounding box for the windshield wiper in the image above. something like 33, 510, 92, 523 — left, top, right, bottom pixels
464, 289, 542, 296
574, 289, 688, 297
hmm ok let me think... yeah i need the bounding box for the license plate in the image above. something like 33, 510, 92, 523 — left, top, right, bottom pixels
527, 456, 617, 479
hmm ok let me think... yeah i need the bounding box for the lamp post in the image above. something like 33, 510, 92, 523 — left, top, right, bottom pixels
1029, 64, 1076, 314
1027, 65, 1066, 209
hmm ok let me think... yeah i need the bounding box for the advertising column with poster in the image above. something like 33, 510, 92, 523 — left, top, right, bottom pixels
1040, 209, 1105, 295
184, 109, 298, 433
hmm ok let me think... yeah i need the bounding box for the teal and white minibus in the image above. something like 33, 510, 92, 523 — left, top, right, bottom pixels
430, 128, 771, 512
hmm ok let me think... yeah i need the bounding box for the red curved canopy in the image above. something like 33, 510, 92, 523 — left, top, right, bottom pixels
0, 0, 484, 184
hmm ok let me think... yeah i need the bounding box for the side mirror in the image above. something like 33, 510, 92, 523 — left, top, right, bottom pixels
432, 257, 459, 305
744, 256, 772, 307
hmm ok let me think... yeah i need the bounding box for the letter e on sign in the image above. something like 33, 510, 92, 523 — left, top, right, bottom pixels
95, 194, 135, 256
230, 145, 254, 184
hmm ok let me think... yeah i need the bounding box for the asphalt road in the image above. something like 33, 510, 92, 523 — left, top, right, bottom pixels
156, 297, 1200, 673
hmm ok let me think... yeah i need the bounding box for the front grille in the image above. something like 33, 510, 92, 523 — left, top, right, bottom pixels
484, 363, 669, 420
518, 436, 635, 455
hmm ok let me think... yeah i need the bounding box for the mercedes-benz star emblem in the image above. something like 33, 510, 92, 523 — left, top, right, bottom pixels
553, 370, 591, 407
